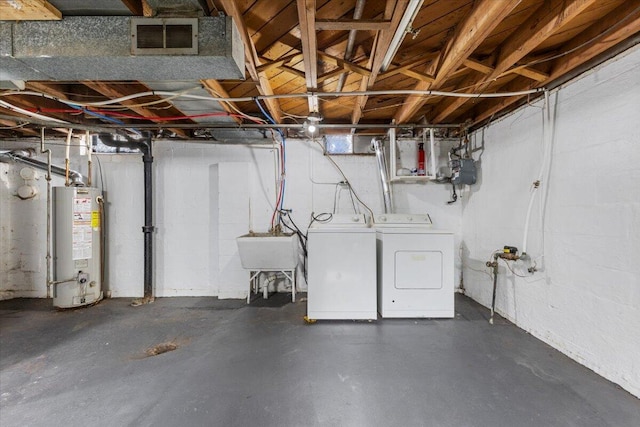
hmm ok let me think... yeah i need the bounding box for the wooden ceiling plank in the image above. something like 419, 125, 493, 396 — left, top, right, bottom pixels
317, 52, 372, 77
120, 0, 144, 16
256, 53, 304, 73
379, 57, 431, 79
219, 0, 283, 123
486, 0, 598, 82
463, 58, 494, 75
431, 0, 520, 88
0, 118, 40, 136
546, 0, 640, 81
394, 0, 519, 124
510, 66, 549, 82
400, 69, 434, 84
352, 0, 409, 124
472, 0, 640, 127
281, 65, 307, 79
296, 0, 319, 112
315, 19, 391, 31
435, 0, 623, 124
0, 0, 61, 20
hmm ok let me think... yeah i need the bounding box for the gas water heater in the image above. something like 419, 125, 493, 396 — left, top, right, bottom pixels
53, 186, 103, 308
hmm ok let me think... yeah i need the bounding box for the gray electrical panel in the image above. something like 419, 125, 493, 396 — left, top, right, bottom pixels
53, 187, 103, 308
450, 158, 477, 185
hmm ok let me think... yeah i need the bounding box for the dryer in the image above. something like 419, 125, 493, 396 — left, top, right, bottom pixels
375, 214, 454, 318
307, 214, 377, 320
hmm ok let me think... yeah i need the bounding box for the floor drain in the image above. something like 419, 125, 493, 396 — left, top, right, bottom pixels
145, 342, 179, 357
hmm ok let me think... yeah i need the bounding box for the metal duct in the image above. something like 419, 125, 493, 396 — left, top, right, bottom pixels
0, 150, 86, 186
144, 0, 206, 16
0, 16, 243, 81
373, 138, 393, 213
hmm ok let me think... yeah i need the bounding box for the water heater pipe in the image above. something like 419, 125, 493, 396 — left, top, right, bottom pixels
41, 128, 53, 298
99, 132, 154, 302
64, 130, 73, 186
373, 137, 393, 213
0, 150, 86, 186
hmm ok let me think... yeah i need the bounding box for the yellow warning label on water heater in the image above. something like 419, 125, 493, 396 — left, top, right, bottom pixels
91, 211, 100, 228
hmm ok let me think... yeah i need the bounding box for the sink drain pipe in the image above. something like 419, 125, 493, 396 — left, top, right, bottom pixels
99, 132, 154, 302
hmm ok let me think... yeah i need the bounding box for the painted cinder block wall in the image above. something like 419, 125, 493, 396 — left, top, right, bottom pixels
1, 137, 462, 299
461, 46, 640, 397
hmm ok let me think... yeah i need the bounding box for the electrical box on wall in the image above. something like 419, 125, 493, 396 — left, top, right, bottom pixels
450, 158, 477, 185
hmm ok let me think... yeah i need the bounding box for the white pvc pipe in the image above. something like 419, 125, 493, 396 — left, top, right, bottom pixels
522, 90, 553, 254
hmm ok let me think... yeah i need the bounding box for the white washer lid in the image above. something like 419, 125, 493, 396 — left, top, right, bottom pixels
376, 227, 452, 234
309, 213, 370, 229
373, 213, 433, 228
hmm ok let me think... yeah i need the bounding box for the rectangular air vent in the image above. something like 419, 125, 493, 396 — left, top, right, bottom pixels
131, 18, 198, 55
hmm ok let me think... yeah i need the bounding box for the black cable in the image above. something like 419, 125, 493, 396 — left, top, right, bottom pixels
447, 183, 458, 204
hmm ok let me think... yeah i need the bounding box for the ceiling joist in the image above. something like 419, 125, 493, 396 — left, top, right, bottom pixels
0, 0, 61, 20
352, 0, 410, 124
296, 0, 319, 112
472, 0, 640, 127
431, 0, 599, 124
394, 0, 520, 124
219, 0, 283, 123
315, 19, 391, 31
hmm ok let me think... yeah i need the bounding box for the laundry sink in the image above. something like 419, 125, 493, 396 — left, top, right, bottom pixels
236, 233, 298, 270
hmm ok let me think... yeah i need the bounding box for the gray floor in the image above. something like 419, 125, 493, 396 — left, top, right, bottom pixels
1, 294, 638, 427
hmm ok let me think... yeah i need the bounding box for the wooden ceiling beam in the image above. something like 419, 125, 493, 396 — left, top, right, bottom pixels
0, 118, 40, 136
201, 80, 243, 124
315, 19, 391, 31
394, 0, 519, 124
297, 0, 319, 113
317, 52, 371, 77
0, 0, 61, 20
472, 0, 640, 127
82, 82, 191, 138
219, 0, 282, 123
431, 0, 599, 124
510, 66, 549, 82
352, 0, 409, 124
120, 0, 144, 16
378, 57, 431, 79
400, 69, 434, 84
431, 0, 520, 88
256, 53, 304, 73
486, 0, 597, 82
545, 0, 640, 82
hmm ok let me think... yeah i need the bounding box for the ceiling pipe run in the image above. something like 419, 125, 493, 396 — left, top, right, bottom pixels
99, 132, 155, 304
336, 0, 366, 92
0, 149, 86, 186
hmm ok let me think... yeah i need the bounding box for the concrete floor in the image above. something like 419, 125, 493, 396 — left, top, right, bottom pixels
1, 294, 638, 427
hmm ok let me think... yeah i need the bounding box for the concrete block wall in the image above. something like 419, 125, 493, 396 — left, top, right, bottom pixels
461, 46, 640, 397
1, 137, 462, 300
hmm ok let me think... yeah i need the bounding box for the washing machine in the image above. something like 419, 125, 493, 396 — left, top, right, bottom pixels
375, 214, 454, 318
307, 214, 377, 320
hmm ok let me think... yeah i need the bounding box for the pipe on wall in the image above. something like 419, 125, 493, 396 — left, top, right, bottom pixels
373, 137, 393, 213
98, 132, 154, 303
0, 149, 86, 186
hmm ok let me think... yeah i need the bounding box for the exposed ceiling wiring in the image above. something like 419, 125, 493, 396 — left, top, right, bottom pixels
1, 88, 545, 109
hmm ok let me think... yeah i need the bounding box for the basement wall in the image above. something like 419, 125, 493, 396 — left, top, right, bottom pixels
461, 46, 640, 397
1, 137, 462, 300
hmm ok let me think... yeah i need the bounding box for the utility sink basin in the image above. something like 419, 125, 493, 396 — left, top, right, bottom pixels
236, 233, 298, 270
